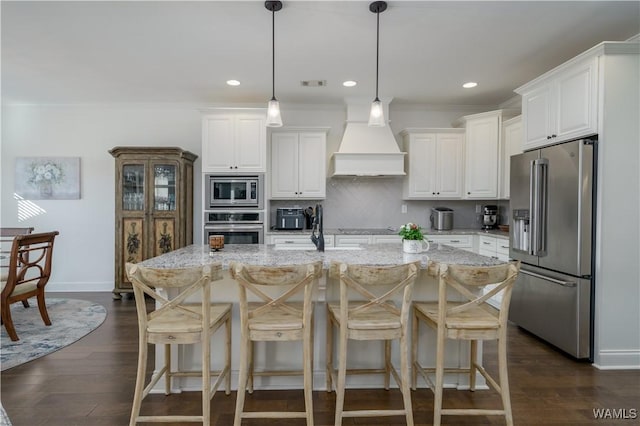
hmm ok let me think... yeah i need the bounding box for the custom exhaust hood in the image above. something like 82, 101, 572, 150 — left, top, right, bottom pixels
331, 101, 406, 176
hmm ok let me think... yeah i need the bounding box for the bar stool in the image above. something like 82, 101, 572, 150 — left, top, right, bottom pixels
326, 261, 419, 426
230, 261, 322, 426
125, 263, 232, 425
411, 261, 520, 426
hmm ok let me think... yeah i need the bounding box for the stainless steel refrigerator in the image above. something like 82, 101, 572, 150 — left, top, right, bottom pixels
509, 138, 596, 359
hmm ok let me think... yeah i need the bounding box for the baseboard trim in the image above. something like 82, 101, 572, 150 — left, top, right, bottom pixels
593, 349, 640, 370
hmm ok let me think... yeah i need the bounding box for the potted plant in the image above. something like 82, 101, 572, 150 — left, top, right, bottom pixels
398, 223, 429, 253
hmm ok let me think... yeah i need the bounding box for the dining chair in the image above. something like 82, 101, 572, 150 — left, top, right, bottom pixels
326, 261, 419, 426
125, 262, 232, 426
230, 261, 322, 426
0, 227, 34, 284
1, 230, 57, 341
411, 260, 520, 426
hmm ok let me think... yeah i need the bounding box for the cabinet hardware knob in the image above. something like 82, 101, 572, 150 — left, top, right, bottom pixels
432, 192, 436, 195
229, 166, 233, 169
234, 166, 238, 169
551, 134, 557, 138
547, 136, 552, 140
467, 192, 471, 195
437, 192, 440, 195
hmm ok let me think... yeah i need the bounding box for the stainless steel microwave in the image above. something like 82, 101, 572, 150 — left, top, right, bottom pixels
205, 174, 264, 209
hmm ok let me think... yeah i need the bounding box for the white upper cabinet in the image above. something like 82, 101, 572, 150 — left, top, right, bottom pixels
456, 110, 515, 199
518, 56, 598, 150
202, 111, 266, 172
500, 115, 523, 199
270, 130, 327, 199
401, 129, 464, 199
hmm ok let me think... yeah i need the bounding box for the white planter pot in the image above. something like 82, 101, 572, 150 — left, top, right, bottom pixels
403, 239, 430, 253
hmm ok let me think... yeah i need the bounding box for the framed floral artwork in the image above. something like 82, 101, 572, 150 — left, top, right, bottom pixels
14, 157, 81, 200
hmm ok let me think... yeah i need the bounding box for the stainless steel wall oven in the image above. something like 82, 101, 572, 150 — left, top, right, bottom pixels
203, 210, 264, 245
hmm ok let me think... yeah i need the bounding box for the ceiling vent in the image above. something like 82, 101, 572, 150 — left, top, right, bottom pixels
300, 80, 327, 87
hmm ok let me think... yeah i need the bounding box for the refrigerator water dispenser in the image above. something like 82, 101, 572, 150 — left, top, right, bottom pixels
512, 209, 530, 253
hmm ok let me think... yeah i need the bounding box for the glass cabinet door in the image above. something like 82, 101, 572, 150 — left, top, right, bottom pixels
153, 164, 176, 211
122, 164, 145, 211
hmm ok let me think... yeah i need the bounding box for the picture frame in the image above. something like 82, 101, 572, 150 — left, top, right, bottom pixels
14, 157, 81, 200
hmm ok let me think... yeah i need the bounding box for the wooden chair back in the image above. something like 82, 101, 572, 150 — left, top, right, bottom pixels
434, 261, 520, 324
230, 262, 322, 328
330, 261, 420, 321
1, 231, 58, 299
125, 262, 222, 336
1, 227, 34, 274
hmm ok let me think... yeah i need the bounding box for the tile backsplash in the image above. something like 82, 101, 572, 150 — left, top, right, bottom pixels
269, 177, 509, 231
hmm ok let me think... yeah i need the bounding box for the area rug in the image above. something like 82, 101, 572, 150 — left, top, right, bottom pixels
0, 298, 107, 371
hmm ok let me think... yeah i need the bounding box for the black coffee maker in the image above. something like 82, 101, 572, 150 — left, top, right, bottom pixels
482, 205, 498, 230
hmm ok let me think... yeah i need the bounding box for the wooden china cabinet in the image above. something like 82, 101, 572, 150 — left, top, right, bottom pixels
109, 147, 197, 299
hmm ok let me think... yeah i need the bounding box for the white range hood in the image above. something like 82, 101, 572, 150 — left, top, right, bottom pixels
332, 101, 406, 176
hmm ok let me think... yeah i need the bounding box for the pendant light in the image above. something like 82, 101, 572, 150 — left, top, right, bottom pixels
368, 1, 387, 127
265, 1, 283, 127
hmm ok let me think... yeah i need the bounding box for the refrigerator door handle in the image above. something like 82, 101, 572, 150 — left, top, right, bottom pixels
528, 159, 536, 255
520, 269, 577, 287
531, 158, 548, 256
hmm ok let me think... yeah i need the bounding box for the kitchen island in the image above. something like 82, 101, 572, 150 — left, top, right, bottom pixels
139, 243, 505, 393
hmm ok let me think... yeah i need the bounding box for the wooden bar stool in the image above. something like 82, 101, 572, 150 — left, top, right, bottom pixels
230, 261, 322, 426
125, 263, 232, 425
411, 261, 520, 426
326, 261, 419, 426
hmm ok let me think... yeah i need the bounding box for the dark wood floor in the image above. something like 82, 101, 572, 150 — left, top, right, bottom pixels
1, 292, 638, 425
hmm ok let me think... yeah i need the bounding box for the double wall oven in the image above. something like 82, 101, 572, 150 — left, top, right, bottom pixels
203, 174, 265, 244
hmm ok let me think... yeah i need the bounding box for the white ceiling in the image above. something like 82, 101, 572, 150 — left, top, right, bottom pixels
2, 1, 639, 107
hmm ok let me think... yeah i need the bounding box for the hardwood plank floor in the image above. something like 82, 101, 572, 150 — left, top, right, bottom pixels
1, 292, 638, 425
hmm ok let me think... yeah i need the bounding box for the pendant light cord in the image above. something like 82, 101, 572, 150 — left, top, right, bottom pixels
375, 7, 380, 101
271, 8, 276, 101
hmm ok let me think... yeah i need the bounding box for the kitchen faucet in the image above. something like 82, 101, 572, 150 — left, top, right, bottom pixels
310, 203, 324, 252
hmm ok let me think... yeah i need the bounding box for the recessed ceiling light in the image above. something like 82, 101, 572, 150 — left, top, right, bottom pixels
463, 82, 478, 89
226, 80, 241, 86
343, 80, 357, 87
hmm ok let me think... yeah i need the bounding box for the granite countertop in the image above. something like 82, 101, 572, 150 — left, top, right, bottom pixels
267, 227, 509, 239
139, 243, 505, 270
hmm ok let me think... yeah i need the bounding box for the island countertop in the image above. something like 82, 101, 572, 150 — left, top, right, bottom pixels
139, 243, 505, 270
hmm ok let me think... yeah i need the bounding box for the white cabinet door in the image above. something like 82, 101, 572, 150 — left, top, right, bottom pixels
297, 132, 326, 198
556, 58, 598, 142
404, 133, 437, 198
436, 133, 464, 198
522, 84, 555, 149
270, 133, 299, 198
464, 115, 500, 199
500, 116, 523, 199
235, 115, 267, 171
203, 115, 235, 171
270, 131, 327, 199
202, 112, 266, 172
402, 130, 463, 199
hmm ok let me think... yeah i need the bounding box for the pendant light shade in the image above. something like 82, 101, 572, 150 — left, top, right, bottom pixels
265, 1, 283, 127
368, 1, 387, 127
